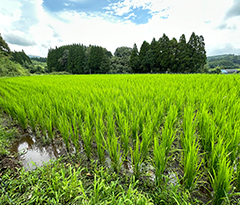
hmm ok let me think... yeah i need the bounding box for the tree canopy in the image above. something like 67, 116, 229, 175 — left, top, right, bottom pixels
46, 32, 207, 74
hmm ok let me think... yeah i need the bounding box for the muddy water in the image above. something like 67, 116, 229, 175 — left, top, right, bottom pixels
10, 135, 61, 170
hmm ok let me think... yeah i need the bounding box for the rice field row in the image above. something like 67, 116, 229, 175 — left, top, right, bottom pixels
1, 74, 240, 204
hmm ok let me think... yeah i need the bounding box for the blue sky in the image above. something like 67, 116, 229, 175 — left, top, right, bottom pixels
42, 0, 154, 24
0, 0, 240, 57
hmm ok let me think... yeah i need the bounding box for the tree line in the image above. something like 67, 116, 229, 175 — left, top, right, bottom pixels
207, 54, 240, 69
47, 32, 207, 74
47, 44, 112, 74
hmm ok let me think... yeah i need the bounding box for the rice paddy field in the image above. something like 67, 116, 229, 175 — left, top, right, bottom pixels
1, 74, 240, 204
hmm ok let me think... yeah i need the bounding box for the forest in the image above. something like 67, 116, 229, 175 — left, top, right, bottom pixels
47, 32, 207, 74
207, 54, 240, 69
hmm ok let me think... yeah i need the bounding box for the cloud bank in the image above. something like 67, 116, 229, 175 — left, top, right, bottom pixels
0, 0, 239, 57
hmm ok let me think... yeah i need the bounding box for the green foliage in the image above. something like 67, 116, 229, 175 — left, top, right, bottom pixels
129, 43, 140, 73
11, 50, 32, 65
0, 159, 153, 204
139, 41, 151, 73
208, 67, 221, 74
110, 47, 132, 73
30, 57, 47, 63
0, 119, 16, 156
0, 35, 29, 76
207, 54, 240, 69
0, 56, 29, 76
0, 34, 11, 56
130, 32, 207, 73
47, 44, 111, 74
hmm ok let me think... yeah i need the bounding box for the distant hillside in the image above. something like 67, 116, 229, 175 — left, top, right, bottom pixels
207, 54, 240, 69
30, 56, 47, 63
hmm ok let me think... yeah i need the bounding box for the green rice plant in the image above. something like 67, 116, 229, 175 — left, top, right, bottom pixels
95, 127, 105, 164
181, 105, 202, 191
57, 115, 70, 152
27, 107, 39, 132
223, 122, 240, 166
209, 138, 224, 179
182, 141, 202, 191
120, 118, 130, 157
46, 111, 54, 141
198, 105, 217, 166
116, 110, 130, 157
15, 104, 28, 130
130, 135, 144, 179
94, 111, 105, 164
152, 105, 178, 186
69, 112, 80, 152
236, 158, 240, 191
140, 127, 153, 162
130, 123, 152, 179
81, 125, 93, 160
105, 132, 123, 173
153, 135, 167, 186
209, 148, 234, 205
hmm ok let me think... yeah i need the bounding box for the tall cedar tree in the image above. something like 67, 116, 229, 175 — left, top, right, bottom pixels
88, 46, 104, 74
187, 32, 207, 73
150, 38, 159, 72
67, 44, 86, 74
129, 43, 140, 73
100, 53, 111, 73
139, 41, 151, 73
157, 34, 171, 72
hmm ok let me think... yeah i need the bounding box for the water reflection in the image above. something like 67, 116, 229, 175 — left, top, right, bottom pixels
10, 135, 61, 170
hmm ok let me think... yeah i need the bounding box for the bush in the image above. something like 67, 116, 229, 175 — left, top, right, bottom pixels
0, 56, 29, 77
208, 67, 221, 74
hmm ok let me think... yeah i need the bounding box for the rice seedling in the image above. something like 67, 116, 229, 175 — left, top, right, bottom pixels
105, 132, 123, 173
236, 158, 240, 192
94, 120, 105, 164
209, 147, 234, 205
130, 135, 144, 179
181, 105, 202, 191
57, 115, 70, 152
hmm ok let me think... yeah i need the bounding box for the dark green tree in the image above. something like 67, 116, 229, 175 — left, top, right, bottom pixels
0, 34, 11, 56
139, 41, 150, 73
168, 38, 178, 73
150, 38, 159, 72
187, 32, 207, 73
88, 46, 104, 74
100, 53, 111, 73
110, 47, 132, 73
157, 33, 171, 72
176, 34, 190, 73
129, 43, 140, 73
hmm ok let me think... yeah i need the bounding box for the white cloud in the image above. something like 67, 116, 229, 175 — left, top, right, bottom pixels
4, 31, 36, 46
0, 0, 239, 57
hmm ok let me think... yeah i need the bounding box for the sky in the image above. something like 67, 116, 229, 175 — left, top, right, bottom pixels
0, 0, 240, 57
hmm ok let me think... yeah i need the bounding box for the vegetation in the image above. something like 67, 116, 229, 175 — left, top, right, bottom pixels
1, 74, 240, 204
207, 54, 240, 69
47, 32, 207, 74
0, 34, 29, 77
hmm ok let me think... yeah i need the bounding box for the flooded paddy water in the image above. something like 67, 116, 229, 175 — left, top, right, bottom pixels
10, 133, 61, 170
